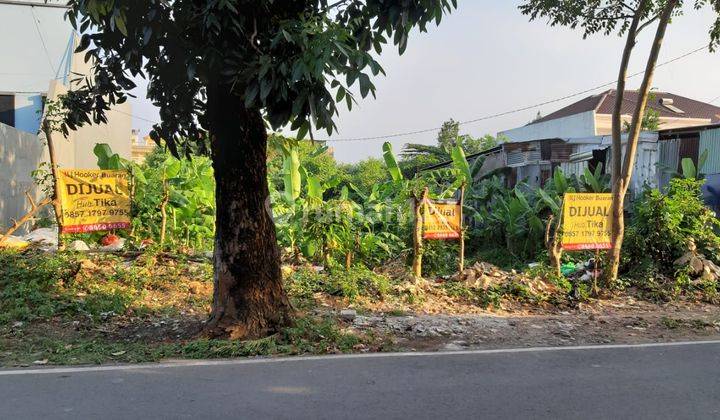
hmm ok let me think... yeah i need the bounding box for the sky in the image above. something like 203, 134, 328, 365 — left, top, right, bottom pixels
128, 1, 720, 163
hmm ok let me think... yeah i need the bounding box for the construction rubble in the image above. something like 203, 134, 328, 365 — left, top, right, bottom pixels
451, 261, 559, 295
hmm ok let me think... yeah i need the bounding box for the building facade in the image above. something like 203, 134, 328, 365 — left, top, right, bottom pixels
499, 90, 720, 142
0, 0, 132, 230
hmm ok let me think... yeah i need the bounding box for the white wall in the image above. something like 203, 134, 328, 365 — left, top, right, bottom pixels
0, 1, 71, 91
0, 2, 133, 229
47, 80, 133, 169
0, 123, 49, 231
498, 111, 596, 142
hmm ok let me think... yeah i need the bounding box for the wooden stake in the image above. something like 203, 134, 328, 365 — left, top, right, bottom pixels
458, 182, 466, 273
593, 248, 601, 297
412, 187, 428, 279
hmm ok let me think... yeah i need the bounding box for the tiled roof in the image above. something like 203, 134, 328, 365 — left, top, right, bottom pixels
530, 90, 720, 125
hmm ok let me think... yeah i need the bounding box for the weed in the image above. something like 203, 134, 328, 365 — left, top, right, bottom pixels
661, 317, 681, 329
286, 265, 391, 302
0, 250, 211, 326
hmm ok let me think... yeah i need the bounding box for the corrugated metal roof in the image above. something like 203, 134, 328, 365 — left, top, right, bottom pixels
700, 128, 720, 175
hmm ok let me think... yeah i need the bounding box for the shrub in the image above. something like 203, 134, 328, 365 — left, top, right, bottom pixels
285, 265, 391, 301
0, 251, 139, 324
625, 178, 720, 273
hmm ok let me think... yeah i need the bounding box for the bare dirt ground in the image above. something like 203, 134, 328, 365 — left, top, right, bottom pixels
342, 297, 720, 352
4, 251, 720, 367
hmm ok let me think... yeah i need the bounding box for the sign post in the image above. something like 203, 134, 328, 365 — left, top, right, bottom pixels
561, 192, 613, 293
412, 188, 464, 277
57, 169, 131, 234
458, 183, 466, 272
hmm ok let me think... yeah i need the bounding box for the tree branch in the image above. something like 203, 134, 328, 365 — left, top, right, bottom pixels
0, 194, 53, 244
636, 13, 660, 35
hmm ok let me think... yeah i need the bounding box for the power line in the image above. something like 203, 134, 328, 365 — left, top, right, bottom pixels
113, 44, 709, 139
29, 5, 57, 76
110, 108, 158, 124
322, 44, 709, 142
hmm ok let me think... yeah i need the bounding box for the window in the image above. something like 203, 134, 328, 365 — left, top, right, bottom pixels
0, 95, 14, 127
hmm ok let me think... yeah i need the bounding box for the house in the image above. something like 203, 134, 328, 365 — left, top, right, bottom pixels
130, 130, 157, 163
475, 134, 659, 197
0, 0, 133, 230
499, 90, 720, 142
423, 89, 720, 212
658, 123, 720, 213
490, 89, 720, 202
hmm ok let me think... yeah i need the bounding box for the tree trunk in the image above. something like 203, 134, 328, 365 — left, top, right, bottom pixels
205, 85, 292, 339
412, 188, 428, 279
545, 214, 562, 277
41, 120, 64, 249
608, 0, 677, 284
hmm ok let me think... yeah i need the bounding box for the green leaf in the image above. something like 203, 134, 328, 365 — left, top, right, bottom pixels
107, 154, 123, 170
470, 155, 486, 179
358, 73, 372, 98
681, 158, 697, 179
583, 167, 601, 193
553, 168, 568, 194
698, 149, 709, 174
536, 188, 560, 214
451, 145, 471, 183
382, 142, 403, 182
163, 158, 182, 178
296, 121, 309, 140
130, 164, 147, 184
94, 143, 113, 168
114, 11, 128, 36
306, 175, 324, 204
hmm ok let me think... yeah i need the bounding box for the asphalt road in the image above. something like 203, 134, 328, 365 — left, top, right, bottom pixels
2, 341, 720, 420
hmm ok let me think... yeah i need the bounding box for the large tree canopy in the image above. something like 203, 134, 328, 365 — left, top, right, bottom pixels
59, 0, 457, 338
62, 0, 457, 153
519, 0, 720, 45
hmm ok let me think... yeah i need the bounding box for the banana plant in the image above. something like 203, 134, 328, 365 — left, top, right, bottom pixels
382, 142, 404, 183
681, 149, 709, 180
579, 163, 610, 193
658, 149, 709, 182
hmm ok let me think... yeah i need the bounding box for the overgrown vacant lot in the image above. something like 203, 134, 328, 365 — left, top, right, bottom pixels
3, 248, 720, 367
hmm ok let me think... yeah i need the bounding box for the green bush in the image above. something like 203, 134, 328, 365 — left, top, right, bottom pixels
625, 178, 720, 273
286, 265, 391, 301
421, 240, 462, 277
0, 251, 137, 324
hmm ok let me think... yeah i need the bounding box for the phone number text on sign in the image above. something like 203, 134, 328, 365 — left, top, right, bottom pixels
57, 169, 131, 234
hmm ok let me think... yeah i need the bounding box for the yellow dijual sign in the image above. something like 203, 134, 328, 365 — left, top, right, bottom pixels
422, 199, 461, 240
57, 169, 131, 234
562, 193, 613, 250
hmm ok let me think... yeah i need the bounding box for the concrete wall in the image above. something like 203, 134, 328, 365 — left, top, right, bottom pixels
498, 111, 596, 142
0, 123, 49, 231
47, 80, 133, 169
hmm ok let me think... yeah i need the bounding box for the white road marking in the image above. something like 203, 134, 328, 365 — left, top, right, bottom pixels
1, 339, 719, 376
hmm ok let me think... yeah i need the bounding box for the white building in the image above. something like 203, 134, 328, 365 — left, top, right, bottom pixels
499, 90, 720, 142
0, 0, 132, 230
